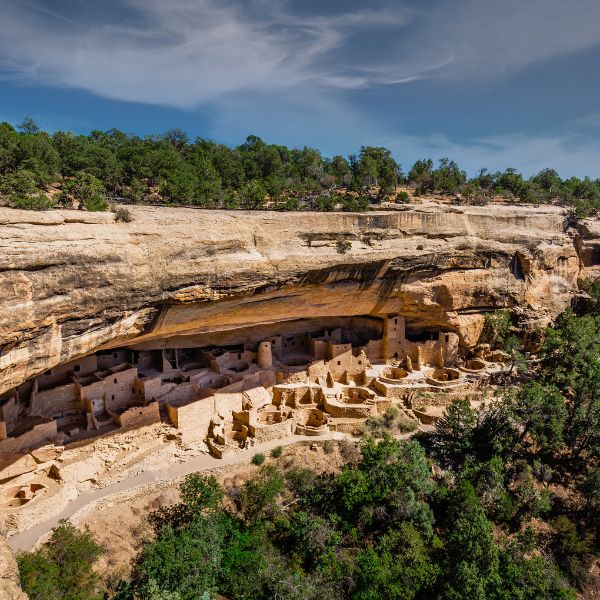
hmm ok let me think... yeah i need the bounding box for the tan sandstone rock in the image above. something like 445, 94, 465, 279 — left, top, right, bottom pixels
0, 203, 594, 395
0, 535, 27, 599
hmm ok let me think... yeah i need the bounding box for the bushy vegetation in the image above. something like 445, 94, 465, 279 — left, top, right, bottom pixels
270, 446, 283, 458
3, 118, 600, 215
99, 434, 576, 600
17, 521, 105, 600
361, 406, 418, 436
252, 452, 266, 465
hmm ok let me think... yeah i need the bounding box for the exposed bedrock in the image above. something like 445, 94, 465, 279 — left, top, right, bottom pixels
0, 203, 596, 396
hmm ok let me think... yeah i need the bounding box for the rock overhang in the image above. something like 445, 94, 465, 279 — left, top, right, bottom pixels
0, 203, 593, 396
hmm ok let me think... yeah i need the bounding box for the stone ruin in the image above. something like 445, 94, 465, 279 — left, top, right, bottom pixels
0, 314, 507, 525
0, 315, 504, 458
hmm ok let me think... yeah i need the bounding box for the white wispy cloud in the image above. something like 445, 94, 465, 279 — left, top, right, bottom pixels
0, 0, 414, 108
2, 0, 600, 109
379, 131, 600, 179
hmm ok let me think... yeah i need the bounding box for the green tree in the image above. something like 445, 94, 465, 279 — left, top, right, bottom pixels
481, 309, 512, 347
239, 179, 267, 209
18, 521, 105, 600
508, 382, 567, 452
432, 158, 466, 194
407, 158, 434, 191
61, 171, 108, 211
353, 523, 439, 599
432, 399, 476, 468
550, 516, 594, 586
495, 539, 575, 599
443, 481, 499, 599
327, 155, 352, 185
131, 516, 225, 600
18, 115, 40, 134
0, 121, 20, 174
540, 310, 600, 456
239, 465, 285, 524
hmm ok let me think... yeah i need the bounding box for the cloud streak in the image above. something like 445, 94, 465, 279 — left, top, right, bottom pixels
0, 0, 414, 108
2, 0, 600, 109
380, 131, 600, 179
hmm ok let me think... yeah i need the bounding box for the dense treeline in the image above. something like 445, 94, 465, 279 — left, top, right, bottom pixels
17, 289, 600, 599
2, 117, 600, 215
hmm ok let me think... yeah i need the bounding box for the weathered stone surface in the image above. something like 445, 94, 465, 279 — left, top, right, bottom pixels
0, 203, 595, 395
0, 454, 37, 482
0, 534, 27, 599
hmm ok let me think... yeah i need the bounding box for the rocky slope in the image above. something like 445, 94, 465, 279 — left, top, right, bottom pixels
1, 203, 597, 396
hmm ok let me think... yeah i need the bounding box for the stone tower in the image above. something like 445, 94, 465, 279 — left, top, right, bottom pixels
257, 341, 273, 368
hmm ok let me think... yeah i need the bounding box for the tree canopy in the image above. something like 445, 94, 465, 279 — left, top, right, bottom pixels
2, 119, 600, 215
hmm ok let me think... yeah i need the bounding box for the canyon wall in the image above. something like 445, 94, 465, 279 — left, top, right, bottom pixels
1, 203, 597, 396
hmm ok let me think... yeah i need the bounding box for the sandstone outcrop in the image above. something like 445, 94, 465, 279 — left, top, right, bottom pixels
0, 203, 595, 396
0, 534, 27, 599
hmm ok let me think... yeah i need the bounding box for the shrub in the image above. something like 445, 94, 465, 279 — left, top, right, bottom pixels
10, 193, 55, 210
61, 171, 108, 211
239, 465, 284, 524
252, 452, 265, 465
481, 310, 512, 347
270, 446, 283, 458
550, 516, 594, 585
396, 190, 410, 203
113, 206, 133, 222
336, 238, 352, 254
323, 439, 336, 454
18, 520, 105, 599
83, 193, 109, 212
362, 407, 418, 437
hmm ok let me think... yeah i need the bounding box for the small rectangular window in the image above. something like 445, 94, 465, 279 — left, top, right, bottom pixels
113, 352, 118, 358
73, 365, 81, 372
114, 378, 117, 384
44, 370, 52, 376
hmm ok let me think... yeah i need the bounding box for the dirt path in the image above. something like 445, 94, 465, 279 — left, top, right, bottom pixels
7, 432, 343, 553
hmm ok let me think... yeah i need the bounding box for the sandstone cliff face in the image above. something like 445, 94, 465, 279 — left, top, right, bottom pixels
0, 203, 594, 396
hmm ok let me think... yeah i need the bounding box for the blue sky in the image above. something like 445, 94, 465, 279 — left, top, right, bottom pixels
1, 0, 600, 176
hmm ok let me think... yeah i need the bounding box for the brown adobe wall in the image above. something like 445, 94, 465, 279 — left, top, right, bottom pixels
31, 383, 78, 419
0, 420, 57, 454
117, 402, 160, 429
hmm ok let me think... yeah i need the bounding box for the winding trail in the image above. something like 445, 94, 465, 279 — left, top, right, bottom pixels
7, 432, 343, 553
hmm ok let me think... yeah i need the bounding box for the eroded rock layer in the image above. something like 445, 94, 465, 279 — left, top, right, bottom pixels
0, 203, 595, 396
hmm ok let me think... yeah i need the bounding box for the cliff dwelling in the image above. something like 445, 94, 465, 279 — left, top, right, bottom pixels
0, 311, 509, 530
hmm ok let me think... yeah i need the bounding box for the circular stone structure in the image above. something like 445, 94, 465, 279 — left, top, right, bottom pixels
425, 367, 462, 387
380, 366, 409, 381
459, 359, 487, 374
